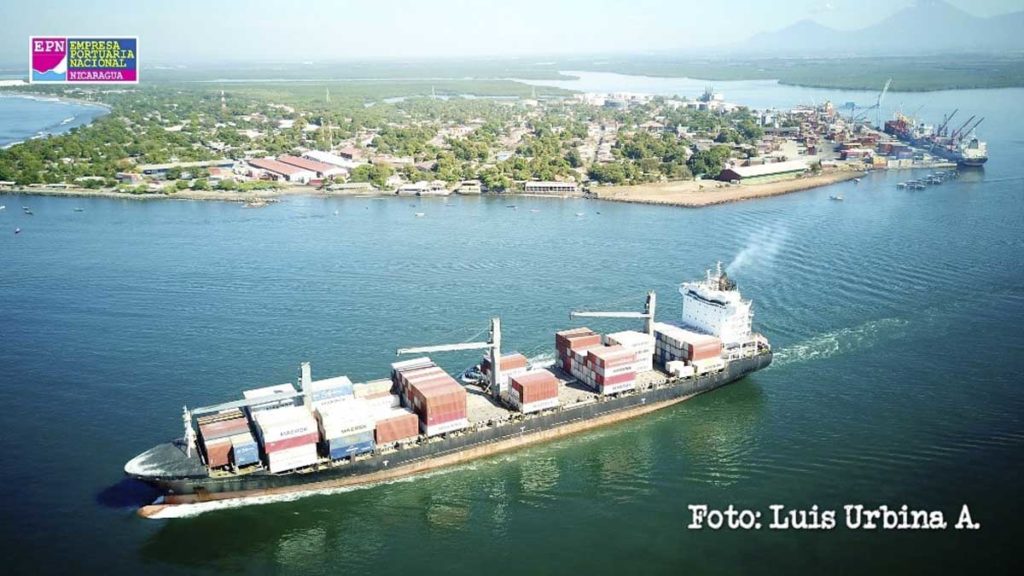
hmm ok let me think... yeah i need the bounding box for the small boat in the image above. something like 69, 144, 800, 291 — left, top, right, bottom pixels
23, 209, 33, 215
575, 212, 585, 217
0, 205, 5, 210
896, 182, 907, 189
415, 212, 425, 218
506, 205, 517, 209
459, 366, 484, 385
14, 227, 21, 234
829, 195, 844, 201
853, 178, 861, 184
73, 208, 84, 212
529, 209, 540, 213
333, 210, 339, 216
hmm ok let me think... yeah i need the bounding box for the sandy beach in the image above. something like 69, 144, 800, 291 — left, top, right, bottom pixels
592, 170, 865, 208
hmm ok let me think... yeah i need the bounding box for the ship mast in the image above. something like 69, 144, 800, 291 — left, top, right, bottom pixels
182, 405, 195, 458
396, 318, 503, 398
569, 291, 657, 336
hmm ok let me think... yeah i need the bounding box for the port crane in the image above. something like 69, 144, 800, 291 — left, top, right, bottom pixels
846, 78, 892, 127
569, 291, 657, 337
396, 317, 505, 398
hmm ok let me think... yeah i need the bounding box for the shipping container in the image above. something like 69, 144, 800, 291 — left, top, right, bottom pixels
408, 376, 467, 430
243, 383, 299, 413
324, 430, 375, 460
353, 378, 395, 398
316, 399, 373, 438
390, 357, 435, 388
265, 443, 318, 474
198, 415, 250, 442
692, 357, 726, 375
229, 433, 260, 467
374, 409, 420, 444
203, 437, 232, 468
308, 375, 354, 403
252, 406, 319, 451
422, 417, 469, 437
509, 370, 560, 413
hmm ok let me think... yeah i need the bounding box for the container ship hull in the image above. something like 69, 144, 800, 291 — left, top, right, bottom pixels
130, 352, 770, 517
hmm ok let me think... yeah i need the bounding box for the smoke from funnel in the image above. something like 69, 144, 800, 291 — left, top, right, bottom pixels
727, 225, 789, 276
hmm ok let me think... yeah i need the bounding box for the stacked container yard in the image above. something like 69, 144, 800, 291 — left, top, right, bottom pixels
653, 322, 722, 366
604, 330, 656, 372
197, 409, 254, 469
508, 370, 560, 413
315, 399, 375, 460
582, 345, 639, 394
480, 352, 530, 389
555, 327, 602, 374
374, 408, 420, 445
251, 406, 319, 473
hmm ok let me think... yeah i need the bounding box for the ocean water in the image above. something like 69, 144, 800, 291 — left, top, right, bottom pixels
0, 84, 1022, 574
0, 94, 108, 147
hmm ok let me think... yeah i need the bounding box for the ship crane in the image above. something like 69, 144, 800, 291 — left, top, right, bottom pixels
569, 291, 657, 337
950, 114, 974, 141
957, 117, 984, 142
396, 317, 504, 398
936, 109, 958, 137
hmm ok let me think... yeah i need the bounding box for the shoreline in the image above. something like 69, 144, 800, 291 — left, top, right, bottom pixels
1, 171, 865, 207
591, 170, 865, 208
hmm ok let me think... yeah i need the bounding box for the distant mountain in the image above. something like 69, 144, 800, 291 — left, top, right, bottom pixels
741, 0, 1024, 56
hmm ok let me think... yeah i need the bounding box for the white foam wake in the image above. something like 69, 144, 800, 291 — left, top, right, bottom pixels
772, 317, 909, 368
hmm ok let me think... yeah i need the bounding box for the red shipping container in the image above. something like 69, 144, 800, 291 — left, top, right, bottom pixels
408, 377, 467, 425
481, 352, 528, 375
595, 371, 636, 386
375, 411, 420, 444
199, 417, 250, 442
511, 371, 559, 404
204, 437, 232, 468
263, 431, 320, 454
587, 345, 636, 368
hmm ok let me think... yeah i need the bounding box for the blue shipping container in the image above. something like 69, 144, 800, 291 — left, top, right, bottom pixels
312, 383, 354, 403
232, 442, 260, 466
326, 431, 375, 460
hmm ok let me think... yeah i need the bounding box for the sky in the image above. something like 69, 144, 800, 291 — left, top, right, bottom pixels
1, 0, 1021, 63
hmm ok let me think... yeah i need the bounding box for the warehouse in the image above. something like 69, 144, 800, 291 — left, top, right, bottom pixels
247, 158, 316, 184
278, 155, 347, 178
717, 160, 808, 184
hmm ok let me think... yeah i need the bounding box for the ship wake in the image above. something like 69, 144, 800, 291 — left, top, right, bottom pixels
772, 317, 909, 368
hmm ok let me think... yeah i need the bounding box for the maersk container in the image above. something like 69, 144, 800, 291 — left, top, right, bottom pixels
266, 443, 318, 474
243, 383, 299, 414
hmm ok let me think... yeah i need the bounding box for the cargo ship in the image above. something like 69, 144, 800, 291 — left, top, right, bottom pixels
125, 264, 772, 518
884, 110, 988, 167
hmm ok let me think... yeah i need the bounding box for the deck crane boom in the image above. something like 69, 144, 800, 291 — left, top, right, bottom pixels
936, 109, 958, 137
396, 317, 504, 398
569, 291, 657, 337
950, 115, 976, 141
959, 117, 985, 142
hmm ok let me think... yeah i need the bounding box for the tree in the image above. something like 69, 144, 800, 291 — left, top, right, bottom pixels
217, 178, 237, 190
192, 178, 210, 190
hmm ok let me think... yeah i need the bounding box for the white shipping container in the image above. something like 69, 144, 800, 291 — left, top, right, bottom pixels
266, 443, 318, 473
692, 357, 725, 375
517, 397, 560, 414
601, 381, 636, 395
253, 407, 318, 442
422, 418, 469, 437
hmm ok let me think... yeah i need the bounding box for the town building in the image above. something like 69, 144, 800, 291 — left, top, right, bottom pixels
301, 150, 362, 170
523, 181, 578, 194
137, 159, 235, 178
277, 155, 347, 178
247, 158, 316, 184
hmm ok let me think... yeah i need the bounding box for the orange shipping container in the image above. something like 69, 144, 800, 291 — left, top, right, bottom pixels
511, 371, 559, 404
375, 410, 419, 444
